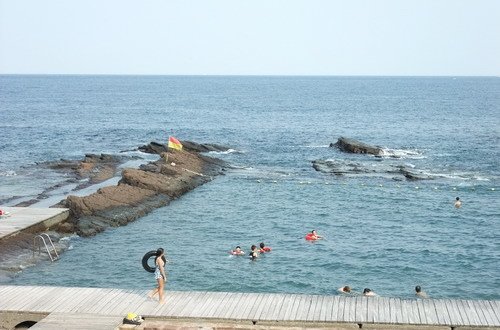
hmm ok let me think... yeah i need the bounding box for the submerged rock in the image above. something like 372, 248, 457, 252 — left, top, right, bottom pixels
312, 159, 436, 181
331, 137, 383, 156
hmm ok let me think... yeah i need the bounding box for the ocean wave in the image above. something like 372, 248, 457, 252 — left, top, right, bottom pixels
207, 148, 242, 155
299, 145, 330, 148
378, 148, 425, 159
0, 170, 17, 177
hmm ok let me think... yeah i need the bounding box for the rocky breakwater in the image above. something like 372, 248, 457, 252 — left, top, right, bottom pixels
65, 141, 228, 236
314, 137, 434, 181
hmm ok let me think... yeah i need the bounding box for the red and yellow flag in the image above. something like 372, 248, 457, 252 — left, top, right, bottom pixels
168, 136, 183, 151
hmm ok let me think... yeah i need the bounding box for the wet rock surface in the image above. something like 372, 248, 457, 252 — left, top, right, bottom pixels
331, 137, 383, 155
63, 144, 227, 237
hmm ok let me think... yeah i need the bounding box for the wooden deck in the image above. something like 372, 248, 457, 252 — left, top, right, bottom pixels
0, 285, 499, 328
0, 207, 69, 240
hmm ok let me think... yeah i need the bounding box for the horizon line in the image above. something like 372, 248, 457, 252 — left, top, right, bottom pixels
0, 73, 498, 78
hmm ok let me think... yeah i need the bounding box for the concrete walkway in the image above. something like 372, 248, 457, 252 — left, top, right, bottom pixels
0, 207, 69, 240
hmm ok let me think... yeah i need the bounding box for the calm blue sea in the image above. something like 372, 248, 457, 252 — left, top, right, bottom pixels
0, 75, 499, 300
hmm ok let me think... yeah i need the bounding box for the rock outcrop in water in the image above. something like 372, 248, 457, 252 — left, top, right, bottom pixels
330, 137, 383, 156
312, 159, 436, 181
65, 143, 227, 236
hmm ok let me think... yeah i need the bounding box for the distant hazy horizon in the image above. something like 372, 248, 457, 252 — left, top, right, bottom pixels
1, 0, 499, 76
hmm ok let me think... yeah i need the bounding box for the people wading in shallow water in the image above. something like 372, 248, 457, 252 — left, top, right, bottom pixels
454, 197, 462, 208
148, 248, 167, 304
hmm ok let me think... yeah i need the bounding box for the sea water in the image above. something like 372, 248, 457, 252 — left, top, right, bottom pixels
0, 75, 498, 300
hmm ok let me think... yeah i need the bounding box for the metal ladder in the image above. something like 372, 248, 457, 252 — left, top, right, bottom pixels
33, 233, 59, 262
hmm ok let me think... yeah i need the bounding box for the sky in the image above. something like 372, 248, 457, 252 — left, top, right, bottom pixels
0, 0, 499, 75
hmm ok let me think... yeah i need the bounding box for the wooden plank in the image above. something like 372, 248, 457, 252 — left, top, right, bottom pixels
366, 296, 378, 323
328, 296, 341, 322
354, 296, 368, 323
98, 288, 130, 315
2, 286, 42, 310
71, 287, 104, 313
488, 300, 500, 325
146, 290, 172, 316
415, 298, 428, 325
206, 292, 230, 318
174, 291, 206, 317
473, 299, 498, 326
444, 299, 464, 326
488, 300, 500, 326
295, 294, 313, 322
190, 292, 218, 318
281, 294, 300, 321
245, 293, 265, 321
432, 299, 451, 325
151, 290, 184, 316
180, 291, 209, 318
161, 291, 193, 317
84, 288, 122, 315
30, 312, 122, 330
398, 299, 410, 324
342, 296, 354, 323
0, 286, 20, 307
209, 293, 236, 319
336, 296, 347, 321
306, 294, 320, 322
422, 297, 440, 325
166, 291, 200, 317
10, 286, 52, 311
37, 287, 79, 313
49, 287, 83, 313
19, 286, 60, 312
266, 293, 287, 321
195, 291, 224, 318
378, 297, 391, 324
235, 292, 259, 320
390, 298, 403, 324
320, 295, 334, 322
461, 299, 482, 326
114, 289, 149, 316
285, 294, 306, 322
257, 293, 280, 321
222, 292, 246, 319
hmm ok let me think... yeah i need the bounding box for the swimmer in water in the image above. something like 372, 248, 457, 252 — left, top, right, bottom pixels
415, 285, 429, 298
338, 286, 352, 294
259, 242, 272, 253
249, 245, 259, 260
363, 288, 377, 296
454, 197, 462, 208
310, 230, 323, 240
230, 246, 245, 256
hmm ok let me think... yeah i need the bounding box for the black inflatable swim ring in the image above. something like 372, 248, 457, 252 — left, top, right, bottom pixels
142, 250, 167, 273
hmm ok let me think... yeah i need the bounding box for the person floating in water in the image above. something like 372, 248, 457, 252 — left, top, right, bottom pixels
230, 246, 245, 256
415, 285, 429, 298
338, 286, 352, 294
249, 245, 260, 260
363, 288, 377, 296
305, 230, 323, 241
454, 197, 462, 208
259, 242, 272, 253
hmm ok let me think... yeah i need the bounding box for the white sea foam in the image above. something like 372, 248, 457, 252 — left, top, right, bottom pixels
207, 148, 241, 155
0, 170, 17, 177
300, 145, 330, 148
378, 148, 425, 159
